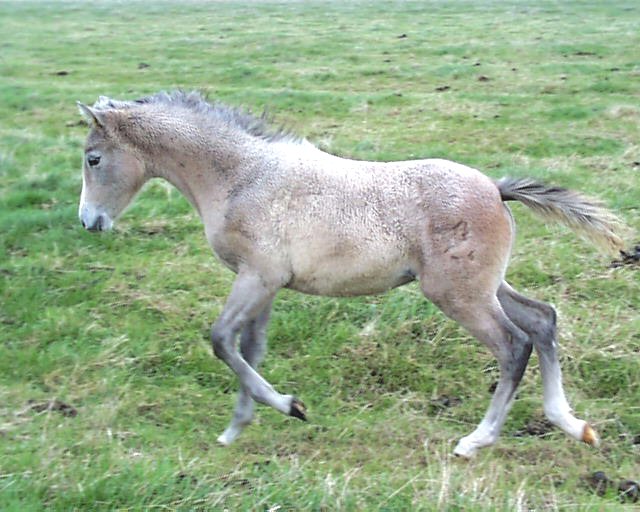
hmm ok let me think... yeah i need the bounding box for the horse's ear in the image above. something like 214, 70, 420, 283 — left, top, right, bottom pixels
77, 102, 105, 128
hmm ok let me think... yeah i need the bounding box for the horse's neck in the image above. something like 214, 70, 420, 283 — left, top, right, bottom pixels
141, 122, 267, 218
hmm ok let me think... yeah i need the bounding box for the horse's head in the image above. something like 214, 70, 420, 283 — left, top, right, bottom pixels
77, 101, 146, 231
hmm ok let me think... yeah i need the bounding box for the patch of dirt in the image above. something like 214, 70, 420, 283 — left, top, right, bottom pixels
582, 471, 639, 503
583, 471, 613, 496
136, 403, 159, 415
428, 395, 462, 413
65, 119, 87, 127
610, 244, 640, 268
176, 472, 198, 486
513, 418, 554, 437
253, 459, 272, 469
218, 473, 252, 489
618, 480, 639, 503
137, 220, 169, 235
26, 399, 77, 417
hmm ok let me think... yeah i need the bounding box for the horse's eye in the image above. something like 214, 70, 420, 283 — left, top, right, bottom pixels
87, 154, 101, 167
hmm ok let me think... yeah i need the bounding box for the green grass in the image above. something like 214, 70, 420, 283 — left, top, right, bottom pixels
1, 0, 639, 509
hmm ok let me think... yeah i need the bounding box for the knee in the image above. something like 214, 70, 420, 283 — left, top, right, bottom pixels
539, 303, 557, 340
539, 301, 556, 325
505, 328, 532, 376
211, 325, 230, 360
510, 324, 532, 349
513, 330, 533, 361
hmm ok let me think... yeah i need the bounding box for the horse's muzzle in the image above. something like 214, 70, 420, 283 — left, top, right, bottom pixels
79, 207, 113, 232
82, 214, 107, 231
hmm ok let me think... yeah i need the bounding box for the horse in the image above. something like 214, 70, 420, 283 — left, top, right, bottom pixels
77, 91, 625, 458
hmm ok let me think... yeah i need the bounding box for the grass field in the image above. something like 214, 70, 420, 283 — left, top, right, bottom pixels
1, 0, 639, 509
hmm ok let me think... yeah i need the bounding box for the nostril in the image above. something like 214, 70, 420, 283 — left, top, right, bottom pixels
84, 213, 110, 232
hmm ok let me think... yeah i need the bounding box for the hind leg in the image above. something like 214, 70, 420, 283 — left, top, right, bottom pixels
447, 299, 532, 457
422, 274, 533, 457
418, 201, 534, 456
498, 282, 599, 446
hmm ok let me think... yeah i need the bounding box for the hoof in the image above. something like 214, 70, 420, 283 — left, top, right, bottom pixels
217, 431, 234, 446
217, 434, 231, 446
582, 423, 600, 447
289, 398, 307, 421
452, 438, 477, 459
217, 425, 242, 446
452, 448, 475, 460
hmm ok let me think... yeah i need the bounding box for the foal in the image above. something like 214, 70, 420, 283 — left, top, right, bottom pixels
77, 91, 624, 457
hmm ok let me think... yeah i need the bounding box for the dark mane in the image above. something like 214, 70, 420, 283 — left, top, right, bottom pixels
95, 90, 301, 144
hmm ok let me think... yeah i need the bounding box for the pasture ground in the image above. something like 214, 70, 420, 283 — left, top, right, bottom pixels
1, 1, 639, 509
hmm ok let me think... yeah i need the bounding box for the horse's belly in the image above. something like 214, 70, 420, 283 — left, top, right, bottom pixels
287, 257, 416, 297
280, 201, 419, 296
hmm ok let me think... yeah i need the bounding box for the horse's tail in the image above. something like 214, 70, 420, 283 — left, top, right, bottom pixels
496, 177, 626, 254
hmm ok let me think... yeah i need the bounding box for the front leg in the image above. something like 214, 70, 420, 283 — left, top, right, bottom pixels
217, 300, 272, 446
212, 271, 306, 444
